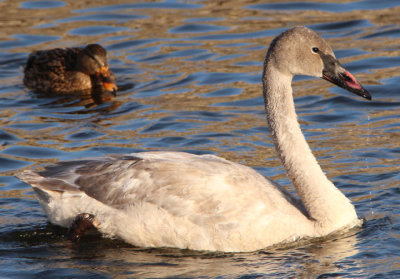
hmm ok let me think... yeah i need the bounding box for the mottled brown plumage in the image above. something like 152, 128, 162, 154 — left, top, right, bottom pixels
24, 44, 118, 94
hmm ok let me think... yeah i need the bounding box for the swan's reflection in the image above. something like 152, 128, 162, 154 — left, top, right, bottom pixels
58, 228, 362, 278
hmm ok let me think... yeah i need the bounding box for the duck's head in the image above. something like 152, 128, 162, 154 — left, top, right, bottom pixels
265, 26, 371, 100
77, 44, 118, 93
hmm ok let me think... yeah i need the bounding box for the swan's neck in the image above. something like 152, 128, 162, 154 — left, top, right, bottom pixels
262, 64, 357, 230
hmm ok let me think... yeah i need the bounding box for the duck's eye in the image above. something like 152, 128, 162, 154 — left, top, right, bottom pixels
312, 47, 319, 53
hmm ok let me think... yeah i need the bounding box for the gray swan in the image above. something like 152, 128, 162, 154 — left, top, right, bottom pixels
18, 27, 371, 252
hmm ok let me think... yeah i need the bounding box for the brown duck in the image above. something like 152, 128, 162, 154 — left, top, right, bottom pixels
24, 44, 118, 94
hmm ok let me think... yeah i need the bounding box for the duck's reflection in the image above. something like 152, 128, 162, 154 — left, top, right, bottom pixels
32, 87, 123, 114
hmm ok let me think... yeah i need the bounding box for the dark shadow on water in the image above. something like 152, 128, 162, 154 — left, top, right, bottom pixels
357, 215, 393, 238
27, 83, 135, 114
0, 221, 235, 261
0, 217, 384, 278
0, 223, 66, 247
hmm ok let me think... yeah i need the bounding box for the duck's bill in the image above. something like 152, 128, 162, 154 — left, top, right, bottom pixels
322, 69, 371, 100
102, 77, 118, 94
98, 67, 118, 93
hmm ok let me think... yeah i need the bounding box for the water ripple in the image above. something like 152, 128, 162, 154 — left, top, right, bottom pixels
20, 0, 65, 9
0, 0, 399, 278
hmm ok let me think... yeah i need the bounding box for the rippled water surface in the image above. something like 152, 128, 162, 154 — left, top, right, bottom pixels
1, 0, 400, 278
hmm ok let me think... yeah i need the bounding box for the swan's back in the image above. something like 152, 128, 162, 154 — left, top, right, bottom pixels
18, 152, 308, 251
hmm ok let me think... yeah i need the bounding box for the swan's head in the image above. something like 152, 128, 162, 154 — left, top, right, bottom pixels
265, 26, 371, 100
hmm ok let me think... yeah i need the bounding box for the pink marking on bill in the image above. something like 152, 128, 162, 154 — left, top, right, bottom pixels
323, 73, 333, 83
344, 70, 362, 90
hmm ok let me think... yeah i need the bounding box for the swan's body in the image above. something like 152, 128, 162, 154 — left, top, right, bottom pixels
18, 27, 371, 252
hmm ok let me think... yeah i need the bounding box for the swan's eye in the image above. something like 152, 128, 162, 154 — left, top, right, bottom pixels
312, 47, 319, 53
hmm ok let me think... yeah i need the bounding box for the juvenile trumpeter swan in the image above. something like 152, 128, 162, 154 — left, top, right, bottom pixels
18, 27, 371, 252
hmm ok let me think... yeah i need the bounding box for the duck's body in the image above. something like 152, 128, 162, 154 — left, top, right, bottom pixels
18, 27, 371, 252
24, 44, 117, 94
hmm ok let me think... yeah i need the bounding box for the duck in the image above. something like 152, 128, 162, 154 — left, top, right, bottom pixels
17, 27, 371, 252
23, 44, 118, 94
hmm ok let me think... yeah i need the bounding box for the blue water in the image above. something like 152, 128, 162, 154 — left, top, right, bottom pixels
1, 0, 400, 278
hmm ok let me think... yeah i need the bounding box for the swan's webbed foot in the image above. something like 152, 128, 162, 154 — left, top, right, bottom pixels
67, 213, 99, 240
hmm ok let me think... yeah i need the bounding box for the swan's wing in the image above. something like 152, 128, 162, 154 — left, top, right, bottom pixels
18, 154, 147, 209
18, 151, 305, 224
18, 151, 311, 251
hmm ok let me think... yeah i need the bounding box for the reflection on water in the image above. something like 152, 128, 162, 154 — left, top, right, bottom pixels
0, 0, 400, 278
1, 223, 364, 278
33, 89, 122, 113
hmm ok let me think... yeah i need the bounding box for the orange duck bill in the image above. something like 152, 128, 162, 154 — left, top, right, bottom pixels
98, 66, 118, 93
102, 77, 118, 93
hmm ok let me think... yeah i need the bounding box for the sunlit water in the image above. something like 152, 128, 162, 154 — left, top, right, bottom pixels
0, 0, 399, 278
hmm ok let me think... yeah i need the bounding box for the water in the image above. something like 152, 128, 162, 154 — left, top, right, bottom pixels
0, 0, 399, 277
